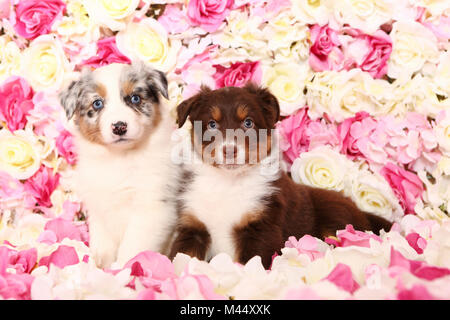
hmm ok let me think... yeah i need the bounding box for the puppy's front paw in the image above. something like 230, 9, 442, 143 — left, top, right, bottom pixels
90, 237, 118, 269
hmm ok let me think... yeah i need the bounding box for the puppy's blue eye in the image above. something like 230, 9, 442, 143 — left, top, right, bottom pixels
208, 120, 218, 130
92, 99, 103, 110
243, 118, 254, 128
131, 95, 141, 104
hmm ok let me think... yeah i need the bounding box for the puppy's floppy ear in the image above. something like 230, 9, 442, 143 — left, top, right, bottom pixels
152, 69, 169, 100
176, 85, 211, 128
134, 60, 169, 100
244, 83, 280, 125
176, 96, 196, 128
59, 80, 78, 120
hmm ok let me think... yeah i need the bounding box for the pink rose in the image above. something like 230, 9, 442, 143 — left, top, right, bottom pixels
158, 4, 190, 34
213, 61, 262, 88
309, 24, 344, 72
81, 37, 131, 68
0, 76, 34, 132
56, 129, 77, 165
23, 165, 60, 208
380, 163, 424, 215
187, 0, 234, 33
12, 0, 66, 40
343, 28, 392, 79
276, 107, 311, 163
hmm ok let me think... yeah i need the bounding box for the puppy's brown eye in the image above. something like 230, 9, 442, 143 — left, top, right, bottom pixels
243, 118, 254, 129
207, 120, 218, 130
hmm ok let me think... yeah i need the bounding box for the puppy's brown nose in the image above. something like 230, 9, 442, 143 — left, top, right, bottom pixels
112, 121, 127, 136
223, 145, 237, 159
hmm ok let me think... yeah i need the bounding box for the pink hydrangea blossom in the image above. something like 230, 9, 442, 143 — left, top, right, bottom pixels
23, 165, 60, 208
158, 4, 190, 34
213, 61, 262, 88
56, 130, 77, 165
0, 0, 10, 19
380, 163, 424, 215
0, 76, 34, 131
309, 24, 344, 72
0, 171, 25, 210
12, 0, 66, 40
187, 0, 234, 33
81, 37, 131, 68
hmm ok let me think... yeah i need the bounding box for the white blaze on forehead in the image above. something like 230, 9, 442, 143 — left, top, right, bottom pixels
91, 63, 147, 144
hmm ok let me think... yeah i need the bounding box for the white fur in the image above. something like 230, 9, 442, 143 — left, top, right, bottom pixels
67, 64, 178, 268
180, 152, 280, 261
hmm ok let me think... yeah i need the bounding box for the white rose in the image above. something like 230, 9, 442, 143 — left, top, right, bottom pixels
116, 19, 181, 73
82, 0, 140, 31
0, 129, 41, 180
347, 170, 403, 222
262, 13, 308, 52
21, 35, 71, 92
291, 0, 333, 25
307, 70, 395, 121
333, 0, 415, 34
217, 11, 266, 49
262, 62, 311, 116
0, 36, 22, 82
417, 0, 450, 17
388, 20, 439, 81
291, 146, 354, 191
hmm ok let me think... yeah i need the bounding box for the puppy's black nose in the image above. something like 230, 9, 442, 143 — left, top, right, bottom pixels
112, 121, 127, 136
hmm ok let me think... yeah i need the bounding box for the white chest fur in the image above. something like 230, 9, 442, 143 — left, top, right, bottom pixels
181, 164, 279, 260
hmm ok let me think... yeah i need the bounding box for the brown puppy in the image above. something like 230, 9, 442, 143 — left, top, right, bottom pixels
170, 84, 392, 269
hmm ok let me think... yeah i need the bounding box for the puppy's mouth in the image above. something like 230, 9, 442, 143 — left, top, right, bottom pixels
112, 137, 135, 145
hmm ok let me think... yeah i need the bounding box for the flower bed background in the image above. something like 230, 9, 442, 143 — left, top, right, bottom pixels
0, 0, 449, 300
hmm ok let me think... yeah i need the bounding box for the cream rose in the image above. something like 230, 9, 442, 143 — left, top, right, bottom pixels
116, 18, 181, 73
388, 21, 439, 81
217, 11, 266, 53
262, 62, 311, 116
290, 146, 352, 191
0, 129, 41, 180
0, 36, 22, 82
21, 35, 70, 92
82, 0, 140, 31
306, 70, 394, 121
348, 171, 403, 222
291, 0, 333, 25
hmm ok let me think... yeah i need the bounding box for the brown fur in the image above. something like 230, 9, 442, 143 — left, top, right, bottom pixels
171, 83, 393, 269
169, 213, 211, 260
